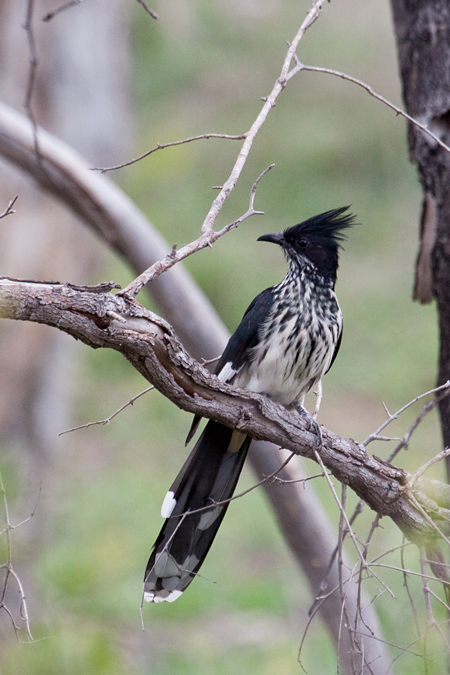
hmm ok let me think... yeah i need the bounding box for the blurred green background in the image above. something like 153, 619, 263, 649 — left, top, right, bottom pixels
1, 0, 445, 673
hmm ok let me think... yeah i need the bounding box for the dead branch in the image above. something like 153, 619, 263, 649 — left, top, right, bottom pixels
135, 0, 158, 20
1, 277, 449, 551
296, 63, 450, 157
0, 471, 34, 641
115, 0, 327, 297
42, 0, 82, 22
0, 196, 18, 220
59, 385, 155, 435
120, 164, 273, 297
96, 133, 247, 173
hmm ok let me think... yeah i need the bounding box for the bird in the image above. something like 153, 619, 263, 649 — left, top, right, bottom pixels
143, 206, 354, 603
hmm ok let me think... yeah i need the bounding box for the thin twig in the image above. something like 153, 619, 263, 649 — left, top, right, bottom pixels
297, 63, 450, 157
386, 388, 450, 465
420, 547, 450, 651
400, 536, 421, 637
370, 562, 450, 584
95, 134, 247, 173
332, 382, 450, 603
314, 449, 396, 599
23, 0, 41, 162
0, 195, 18, 220
120, 0, 327, 298
336, 484, 354, 670
120, 164, 274, 297
413, 447, 450, 482
42, 0, 81, 22
135, 0, 158, 20
362, 381, 450, 447
167, 450, 297, 520
0, 472, 34, 641
199, 1, 325, 238
59, 386, 155, 435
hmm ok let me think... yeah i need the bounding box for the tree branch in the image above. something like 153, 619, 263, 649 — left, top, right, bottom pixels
95, 133, 247, 173
1, 277, 449, 550
120, 164, 273, 297
115, 0, 327, 297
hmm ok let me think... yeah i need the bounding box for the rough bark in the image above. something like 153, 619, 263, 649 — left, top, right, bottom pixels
390, 0, 450, 474
1, 277, 450, 551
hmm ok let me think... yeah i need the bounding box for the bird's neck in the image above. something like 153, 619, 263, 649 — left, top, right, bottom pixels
284, 261, 336, 293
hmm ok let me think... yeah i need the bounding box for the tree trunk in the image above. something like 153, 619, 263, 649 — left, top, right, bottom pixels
390, 0, 450, 474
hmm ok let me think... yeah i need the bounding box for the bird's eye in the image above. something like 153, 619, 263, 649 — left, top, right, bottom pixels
298, 238, 309, 248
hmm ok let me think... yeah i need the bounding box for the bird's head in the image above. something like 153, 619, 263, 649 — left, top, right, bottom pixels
258, 207, 354, 281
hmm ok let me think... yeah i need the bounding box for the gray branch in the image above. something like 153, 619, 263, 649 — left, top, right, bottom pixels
1, 278, 448, 550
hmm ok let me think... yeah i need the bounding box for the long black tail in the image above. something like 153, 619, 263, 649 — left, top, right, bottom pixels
143, 420, 251, 602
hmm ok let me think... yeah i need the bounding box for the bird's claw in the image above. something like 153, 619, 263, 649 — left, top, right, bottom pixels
293, 403, 323, 448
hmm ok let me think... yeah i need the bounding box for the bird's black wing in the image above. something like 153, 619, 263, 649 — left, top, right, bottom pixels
214, 286, 275, 380
185, 286, 275, 446
326, 326, 343, 373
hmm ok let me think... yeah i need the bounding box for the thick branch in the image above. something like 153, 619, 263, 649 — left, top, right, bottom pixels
1, 277, 449, 547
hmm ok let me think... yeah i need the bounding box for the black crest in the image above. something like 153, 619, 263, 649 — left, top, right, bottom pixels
259, 206, 355, 281
283, 206, 354, 250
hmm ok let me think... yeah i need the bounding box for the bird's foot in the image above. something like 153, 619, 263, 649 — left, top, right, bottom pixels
293, 403, 323, 447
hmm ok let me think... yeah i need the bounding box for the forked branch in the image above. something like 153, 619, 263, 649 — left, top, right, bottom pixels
1, 277, 449, 553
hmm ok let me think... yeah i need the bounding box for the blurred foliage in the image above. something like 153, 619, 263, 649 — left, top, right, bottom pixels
1, 0, 446, 674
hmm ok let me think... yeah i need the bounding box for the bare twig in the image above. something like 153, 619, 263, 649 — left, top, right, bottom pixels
119, 0, 327, 298
42, 0, 82, 22
400, 537, 421, 637
326, 383, 450, 609
0, 472, 34, 641
413, 448, 450, 482
155, 452, 298, 523
0, 195, 18, 220
135, 0, 158, 20
314, 449, 396, 602
370, 562, 450, 586
386, 390, 450, 466
23, 0, 40, 161
335, 485, 357, 670
120, 164, 274, 297
95, 133, 247, 173
199, 0, 325, 239
420, 547, 450, 651
59, 386, 155, 435
297, 63, 450, 157
362, 381, 450, 447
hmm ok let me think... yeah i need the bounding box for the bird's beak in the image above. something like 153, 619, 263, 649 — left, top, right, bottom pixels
257, 232, 285, 246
